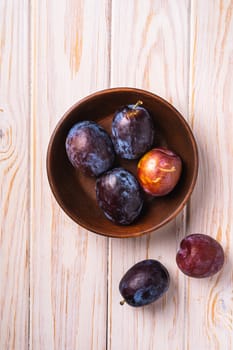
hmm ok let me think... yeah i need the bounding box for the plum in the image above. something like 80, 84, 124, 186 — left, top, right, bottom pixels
96, 168, 143, 225
65, 121, 115, 176
119, 259, 170, 307
112, 101, 154, 159
176, 234, 224, 278
137, 147, 182, 196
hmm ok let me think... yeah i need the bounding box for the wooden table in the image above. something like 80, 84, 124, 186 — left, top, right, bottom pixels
1, 1, 232, 349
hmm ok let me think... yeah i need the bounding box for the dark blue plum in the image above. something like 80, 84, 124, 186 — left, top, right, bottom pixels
96, 168, 143, 225
112, 101, 155, 159
65, 121, 115, 176
119, 259, 170, 307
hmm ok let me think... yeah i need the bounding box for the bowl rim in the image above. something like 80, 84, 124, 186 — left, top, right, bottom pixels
46, 87, 199, 238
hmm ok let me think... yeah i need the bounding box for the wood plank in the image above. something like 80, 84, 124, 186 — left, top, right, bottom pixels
187, 1, 233, 349
109, 1, 190, 349
0, 0, 29, 349
30, 0, 111, 349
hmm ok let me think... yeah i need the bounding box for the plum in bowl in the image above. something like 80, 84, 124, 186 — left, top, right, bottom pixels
46, 87, 198, 238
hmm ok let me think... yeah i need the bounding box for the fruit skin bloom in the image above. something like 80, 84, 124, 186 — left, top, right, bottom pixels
65, 121, 115, 176
96, 168, 143, 225
112, 101, 154, 160
137, 148, 182, 196
119, 259, 170, 307
176, 234, 224, 278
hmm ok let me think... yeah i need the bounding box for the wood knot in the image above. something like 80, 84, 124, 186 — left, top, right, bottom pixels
0, 121, 12, 156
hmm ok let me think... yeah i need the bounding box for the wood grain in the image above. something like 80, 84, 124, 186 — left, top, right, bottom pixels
1, 0, 233, 349
30, 0, 111, 349
0, 0, 29, 349
187, 1, 233, 349
109, 1, 190, 349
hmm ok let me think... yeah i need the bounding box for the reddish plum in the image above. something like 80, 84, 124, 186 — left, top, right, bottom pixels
137, 147, 182, 196
176, 234, 224, 278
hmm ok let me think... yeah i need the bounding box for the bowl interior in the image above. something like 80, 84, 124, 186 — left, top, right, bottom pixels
47, 88, 198, 238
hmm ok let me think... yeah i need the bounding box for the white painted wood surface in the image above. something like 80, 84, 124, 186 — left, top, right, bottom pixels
109, 1, 189, 349
30, 1, 109, 349
186, 1, 233, 349
0, 1, 29, 349
0, 0, 232, 349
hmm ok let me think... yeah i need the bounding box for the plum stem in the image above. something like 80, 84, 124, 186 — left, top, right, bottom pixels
120, 299, 126, 305
133, 100, 143, 109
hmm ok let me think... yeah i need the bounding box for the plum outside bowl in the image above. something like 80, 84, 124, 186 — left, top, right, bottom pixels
46, 87, 198, 238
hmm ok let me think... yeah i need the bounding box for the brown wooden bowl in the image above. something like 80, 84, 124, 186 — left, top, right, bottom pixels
47, 88, 198, 238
